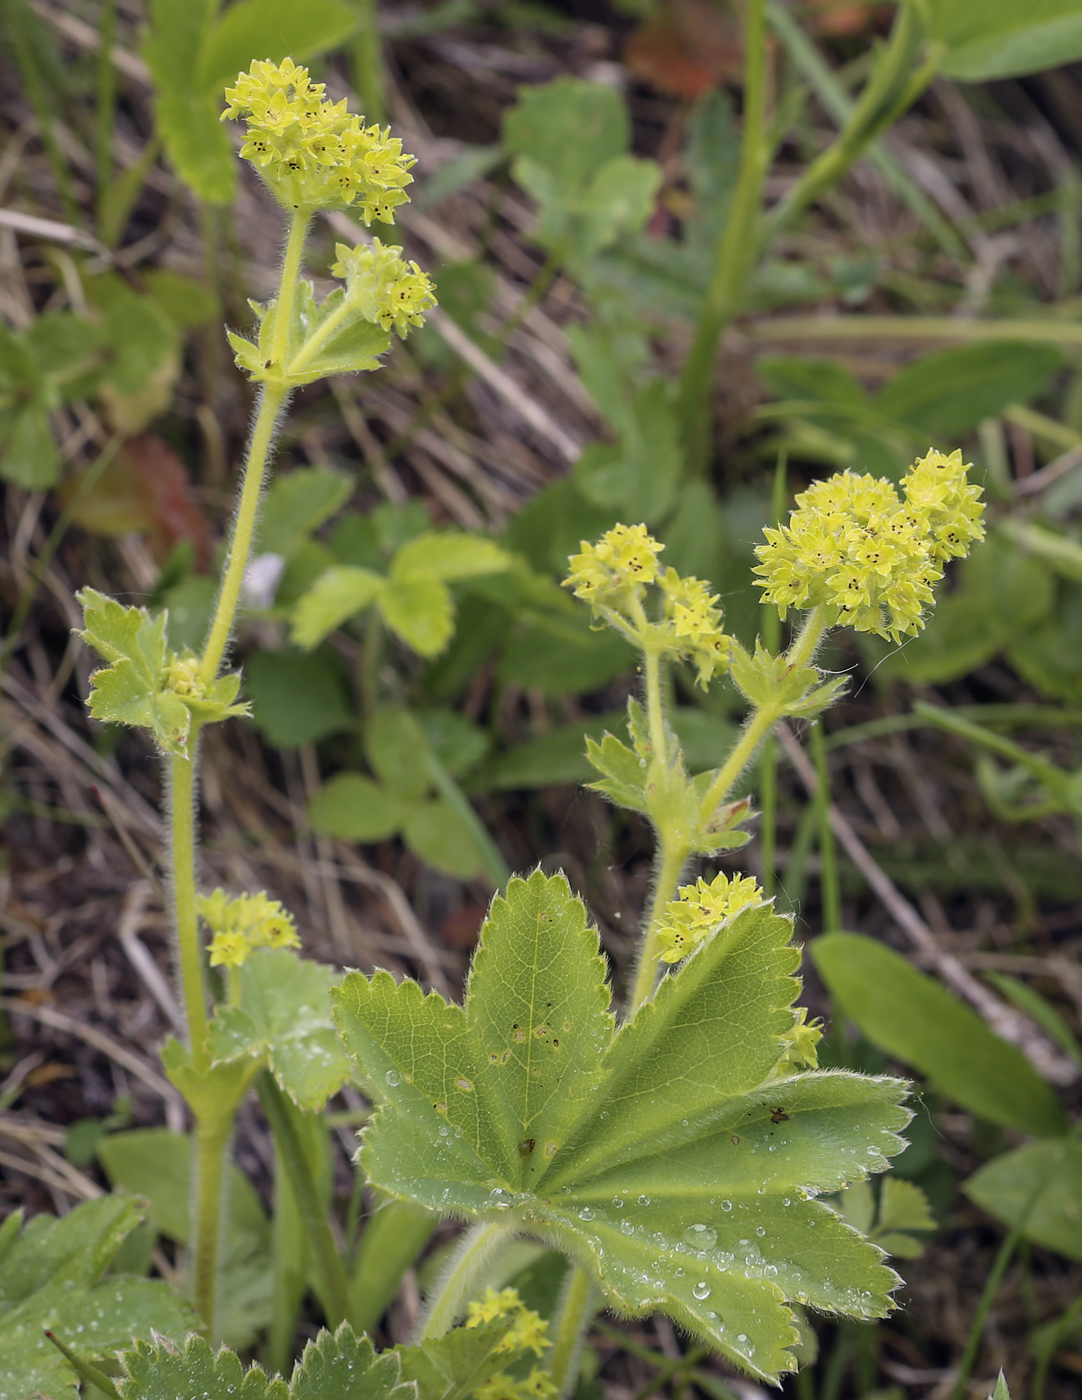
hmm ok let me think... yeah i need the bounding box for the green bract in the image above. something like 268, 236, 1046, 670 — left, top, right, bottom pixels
77, 588, 247, 757
334, 871, 910, 1383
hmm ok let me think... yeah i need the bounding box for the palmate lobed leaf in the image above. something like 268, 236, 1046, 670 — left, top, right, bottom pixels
0, 1197, 195, 1400
334, 871, 910, 1382
209, 949, 350, 1110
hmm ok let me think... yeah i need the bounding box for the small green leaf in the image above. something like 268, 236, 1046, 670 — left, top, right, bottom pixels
936, 0, 1082, 81
379, 575, 455, 656
76, 588, 192, 755
246, 649, 353, 748
392, 532, 511, 584
812, 933, 1065, 1137
0, 1197, 196, 1400
874, 343, 1065, 438
366, 707, 431, 801
403, 798, 484, 878
0, 404, 60, 488
503, 78, 629, 195
989, 1373, 1011, 1400
965, 1139, 1082, 1261
195, 0, 357, 92
309, 773, 406, 842
259, 468, 354, 558
209, 949, 350, 1110
577, 154, 661, 257
98, 1128, 268, 1248
118, 1334, 286, 1400
151, 91, 236, 205
877, 1177, 935, 1235
291, 1324, 413, 1400
292, 566, 386, 649
395, 1319, 520, 1400
585, 731, 649, 811
335, 875, 910, 1383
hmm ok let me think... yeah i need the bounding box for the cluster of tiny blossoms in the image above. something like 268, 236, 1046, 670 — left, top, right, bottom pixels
199, 888, 300, 969
656, 872, 763, 963
466, 1288, 555, 1400
565, 524, 731, 686
331, 240, 436, 339
222, 58, 415, 219
754, 451, 984, 643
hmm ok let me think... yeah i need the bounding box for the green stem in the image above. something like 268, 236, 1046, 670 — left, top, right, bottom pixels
546, 1265, 596, 1399
95, 0, 118, 207
169, 745, 208, 1069
351, 0, 386, 124
699, 706, 777, 826
764, 4, 941, 241
810, 719, 841, 933
258, 1072, 351, 1330
630, 836, 689, 1012
642, 645, 668, 768
678, 0, 768, 472
699, 606, 827, 832
286, 296, 353, 377
424, 746, 511, 890
197, 209, 309, 683
192, 1111, 231, 1338
419, 1217, 517, 1340
198, 384, 285, 685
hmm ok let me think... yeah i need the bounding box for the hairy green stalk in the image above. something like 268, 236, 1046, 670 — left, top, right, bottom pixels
809, 719, 841, 933
546, 1266, 597, 1398
191, 1111, 231, 1340
420, 1218, 517, 1340
169, 744, 208, 1070
174, 207, 312, 1336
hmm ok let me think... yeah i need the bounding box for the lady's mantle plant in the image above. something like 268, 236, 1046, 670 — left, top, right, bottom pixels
76, 57, 435, 1349
65, 51, 989, 1395
332, 452, 986, 1383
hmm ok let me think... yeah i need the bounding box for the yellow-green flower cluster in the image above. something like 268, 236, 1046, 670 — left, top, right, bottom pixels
164, 655, 206, 699
330, 240, 436, 338
656, 872, 763, 963
565, 522, 664, 604
753, 451, 985, 643
222, 58, 415, 219
200, 888, 300, 968
466, 1288, 550, 1357
474, 1371, 556, 1400
565, 525, 731, 686
776, 1008, 822, 1073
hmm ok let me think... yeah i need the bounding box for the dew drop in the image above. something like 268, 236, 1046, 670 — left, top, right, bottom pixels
692, 1281, 712, 1300
755, 1226, 766, 1237
612, 1196, 624, 1208
385, 1070, 402, 1086
684, 1223, 718, 1249
720, 1200, 733, 1212
737, 1333, 748, 1345
638, 1195, 650, 1206
579, 1207, 595, 1221
621, 1220, 635, 1236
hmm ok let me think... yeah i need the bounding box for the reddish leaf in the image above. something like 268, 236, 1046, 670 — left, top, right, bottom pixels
806, 0, 886, 38
66, 434, 212, 568
625, 0, 744, 99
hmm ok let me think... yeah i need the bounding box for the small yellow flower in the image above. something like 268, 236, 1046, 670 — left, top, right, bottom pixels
656, 872, 763, 964
223, 59, 416, 219
330, 240, 437, 338
753, 458, 984, 643
198, 888, 300, 952
466, 1287, 522, 1327
209, 931, 250, 968
164, 655, 206, 699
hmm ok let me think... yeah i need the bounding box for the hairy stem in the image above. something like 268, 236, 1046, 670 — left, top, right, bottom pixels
630, 835, 689, 1012
546, 1266, 597, 1399
198, 383, 286, 684
419, 1217, 517, 1341
169, 745, 207, 1068
191, 1112, 231, 1338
